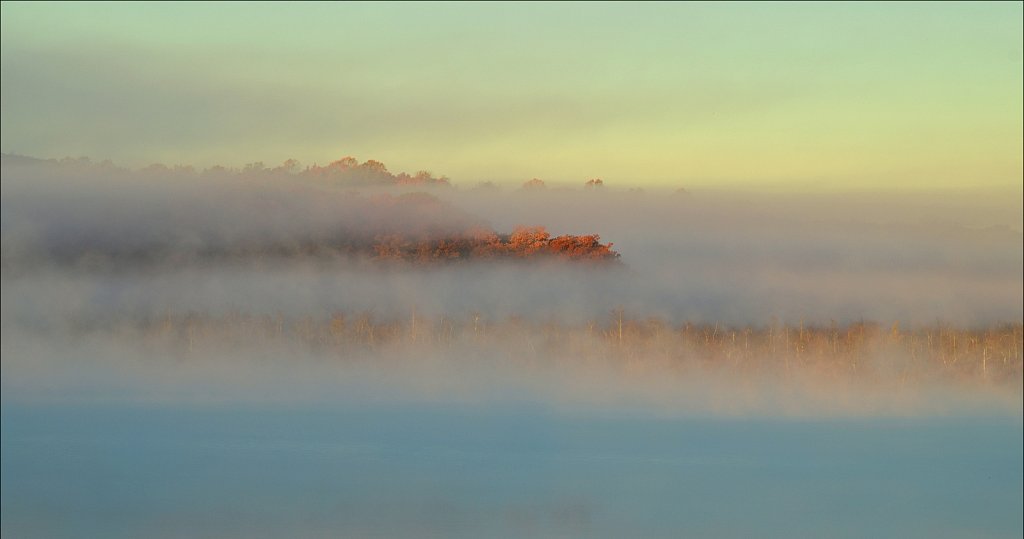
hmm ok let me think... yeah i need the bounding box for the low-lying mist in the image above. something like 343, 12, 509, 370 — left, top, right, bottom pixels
4, 310, 1020, 418
2, 155, 1021, 416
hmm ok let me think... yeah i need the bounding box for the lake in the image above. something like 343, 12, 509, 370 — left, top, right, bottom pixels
3, 399, 1021, 538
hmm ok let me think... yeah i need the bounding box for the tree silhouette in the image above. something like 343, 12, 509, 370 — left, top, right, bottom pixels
521, 178, 546, 190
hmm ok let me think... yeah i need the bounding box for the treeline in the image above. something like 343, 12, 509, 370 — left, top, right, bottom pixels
20, 226, 620, 268
0, 152, 690, 268
291, 156, 450, 187
1, 155, 620, 267
1, 153, 450, 187
372, 224, 618, 263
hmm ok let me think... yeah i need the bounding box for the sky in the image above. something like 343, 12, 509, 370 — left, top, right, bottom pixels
1, 1, 1021, 189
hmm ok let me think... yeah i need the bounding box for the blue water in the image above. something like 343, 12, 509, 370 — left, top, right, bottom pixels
2, 401, 1021, 538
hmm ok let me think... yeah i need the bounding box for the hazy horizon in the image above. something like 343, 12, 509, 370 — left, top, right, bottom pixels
2, 2, 1021, 190
2, 3, 1021, 538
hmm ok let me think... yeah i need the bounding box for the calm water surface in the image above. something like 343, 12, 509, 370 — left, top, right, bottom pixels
2, 401, 1021, 538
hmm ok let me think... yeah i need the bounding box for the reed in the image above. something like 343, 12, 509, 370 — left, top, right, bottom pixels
117, 310, 1024, 389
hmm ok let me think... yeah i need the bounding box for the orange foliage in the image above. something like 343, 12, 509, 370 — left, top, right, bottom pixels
547, 234, 616, 260
508, 226, 551, 256
362, 224, 618, 264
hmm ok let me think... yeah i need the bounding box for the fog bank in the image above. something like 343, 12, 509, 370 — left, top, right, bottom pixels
2, 156, 1021, 416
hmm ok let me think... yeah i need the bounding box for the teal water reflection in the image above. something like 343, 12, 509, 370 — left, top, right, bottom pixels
2, 402, 1021, 538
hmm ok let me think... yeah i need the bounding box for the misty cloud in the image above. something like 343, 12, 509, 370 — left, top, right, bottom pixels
3, 155, 1021, 326
1, 155, 1021, 416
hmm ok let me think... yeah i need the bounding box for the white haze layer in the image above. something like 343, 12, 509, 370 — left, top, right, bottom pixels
2, 159, 1021, 415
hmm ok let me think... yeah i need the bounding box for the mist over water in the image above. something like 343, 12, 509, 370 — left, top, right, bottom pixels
2, 156, 1022, 538
3, 158, 1021, 327
3, 1, 1021, 535
2, 157, 1022, 411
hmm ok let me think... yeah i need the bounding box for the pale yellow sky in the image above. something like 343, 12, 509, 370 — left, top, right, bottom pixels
1, 2, 1021, 189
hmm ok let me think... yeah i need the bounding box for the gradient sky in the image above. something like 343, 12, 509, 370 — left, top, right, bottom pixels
1, 1, 1021, 189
